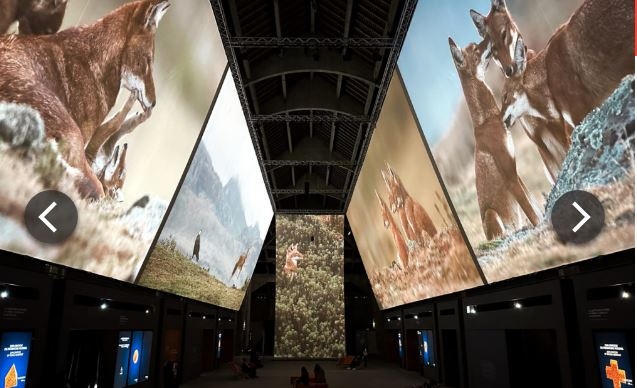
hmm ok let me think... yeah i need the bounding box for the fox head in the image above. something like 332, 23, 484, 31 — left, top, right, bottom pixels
375, 190, 391, 230
286, 243, 303, 264
381, 162, 403, 212
121, 0, 170, 111
381, 163, 410, 212
469, 0, 523, 78
501, 35, 532, 128
98, 143, 128, 202
449, 37, 493, 82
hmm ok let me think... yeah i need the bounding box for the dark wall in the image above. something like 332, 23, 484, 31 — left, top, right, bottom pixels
372, 249, 633, 388
0, 250, 237, 387
0, 262, 55, 388
181, 303, 217, 382
437, 299, 465, 388
571, 264, 634, 388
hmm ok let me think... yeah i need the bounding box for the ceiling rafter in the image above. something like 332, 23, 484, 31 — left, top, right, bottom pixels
213, 0, 416, 213
227, 36, 394, 48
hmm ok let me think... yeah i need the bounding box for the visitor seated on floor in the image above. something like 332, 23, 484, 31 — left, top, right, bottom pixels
230, 362, 248, 379
249, 347, 263, 368
313, 363, 327, 383
294, 366, 310, 387
241, 358, 257, 378
348, 356, 361, 369
336, 355, 354, 367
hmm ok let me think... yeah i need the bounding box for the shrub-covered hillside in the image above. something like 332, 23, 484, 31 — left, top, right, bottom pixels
275, 215, 346, 358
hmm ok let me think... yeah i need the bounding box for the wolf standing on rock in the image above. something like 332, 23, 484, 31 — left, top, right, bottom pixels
0, 0, 169, 199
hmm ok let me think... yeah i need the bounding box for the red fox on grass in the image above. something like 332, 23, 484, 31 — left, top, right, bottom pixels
382, 163, 437, 247
375, 190, 409, 270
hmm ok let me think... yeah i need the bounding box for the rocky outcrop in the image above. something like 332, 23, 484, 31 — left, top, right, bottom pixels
546, 75, 635, 211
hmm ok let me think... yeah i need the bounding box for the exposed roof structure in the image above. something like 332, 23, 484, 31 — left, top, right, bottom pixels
212, 0, 417, 214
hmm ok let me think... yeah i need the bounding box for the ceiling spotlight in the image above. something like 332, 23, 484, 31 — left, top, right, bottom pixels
514, 302, 522, 309
100, 303, 108, 310
0, 290, 8, 299
203, 315, 206, 320
413, 315, 418, 319
621, 291, 631, 299
397, 317, 401, 321
145, 309, 150, 314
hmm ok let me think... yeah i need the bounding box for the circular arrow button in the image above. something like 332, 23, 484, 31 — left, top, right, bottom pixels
24, 190, 78, 244
550, 190, 604, 244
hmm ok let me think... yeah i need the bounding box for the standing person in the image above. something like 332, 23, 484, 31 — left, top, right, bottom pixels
163, 360, 180, 388
172, 361, 181, 387
362, 345, 369, 368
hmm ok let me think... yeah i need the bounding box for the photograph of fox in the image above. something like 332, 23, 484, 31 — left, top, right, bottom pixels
399, 0, 635, 283
0, 0, 226, 281
275, 215, 346, 358
139, 73, 273, 310
347, 74, 484, 310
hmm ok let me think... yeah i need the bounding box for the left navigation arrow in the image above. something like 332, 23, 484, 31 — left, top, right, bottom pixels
38, 202, 58, 233
24, 190, 78, 244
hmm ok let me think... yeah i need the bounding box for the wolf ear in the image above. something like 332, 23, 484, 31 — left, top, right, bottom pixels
381, 168, 391, 189
375, 190, 384, 205
491, 0, 506, 11
469, 10, 487, 38
145, 1, 170, 30
448, 37, 464, 67
513, 35, 527, 73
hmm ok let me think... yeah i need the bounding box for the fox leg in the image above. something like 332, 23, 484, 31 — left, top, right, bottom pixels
534, 139, 559, 185
101, 107, 152, 159
483, 209, 505, 240
508, 177, 542, 226
85, 93, 136, 162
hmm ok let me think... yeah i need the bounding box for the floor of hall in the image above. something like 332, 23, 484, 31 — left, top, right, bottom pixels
182, 358, 427, 388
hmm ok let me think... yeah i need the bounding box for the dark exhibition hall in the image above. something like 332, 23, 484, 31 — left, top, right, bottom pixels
0, 0, 634, 387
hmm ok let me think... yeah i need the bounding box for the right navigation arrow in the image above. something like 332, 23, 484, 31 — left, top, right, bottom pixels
571, 201, 591, 233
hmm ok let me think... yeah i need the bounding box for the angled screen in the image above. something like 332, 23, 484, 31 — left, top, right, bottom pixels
275, 215, 346, 358
398, 0, 634, 284
0, 0, 226, 282
347, 72, 484, 310
138, 72, 274, 310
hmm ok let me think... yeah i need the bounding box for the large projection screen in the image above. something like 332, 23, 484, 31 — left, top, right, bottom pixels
347, 72, 484, 310
275, 215, 346, 358
137, 72, 274, 310
0, 0, 226, 282
398, 0, 634, 284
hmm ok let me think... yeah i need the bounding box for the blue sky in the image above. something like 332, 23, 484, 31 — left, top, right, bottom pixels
398, 0, 488, 146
